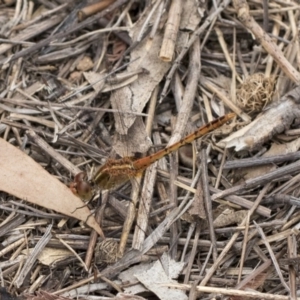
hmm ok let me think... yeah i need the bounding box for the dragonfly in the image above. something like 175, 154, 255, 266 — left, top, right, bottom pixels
71, 112, 235, 199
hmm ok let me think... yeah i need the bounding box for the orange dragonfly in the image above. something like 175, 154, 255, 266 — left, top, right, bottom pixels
71, 113, 235, 199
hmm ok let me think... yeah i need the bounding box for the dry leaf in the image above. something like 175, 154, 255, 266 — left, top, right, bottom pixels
266, 138, 300, 156
114, 294, 147, 300
62, 283, 108, 298
108, 19, 171, 157
214, 208, 248, 228
121, 262, 155, 295
135, 253, 187, 300
0, 138, 104, 237
22, 247, 72, 266
83, 71, 105, 93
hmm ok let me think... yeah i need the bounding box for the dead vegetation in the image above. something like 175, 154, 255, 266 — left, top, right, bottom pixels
1, 0, 300, 299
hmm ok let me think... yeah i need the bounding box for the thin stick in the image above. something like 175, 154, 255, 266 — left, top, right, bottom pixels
159, 0, 231, 102
26, 129, 81, 176
254, 220, 290, 292
162, 283, 297, 300
132, 87, 159, 249
233, 0, 300, 83
201, 148, 217, 262
199, 183, 270, 288
167, 38, 201, 146
2, 0, 129, 64
212, 160, 300, 201
159, 0, 182, 62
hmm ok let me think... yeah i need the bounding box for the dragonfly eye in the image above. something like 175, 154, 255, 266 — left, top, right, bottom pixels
71, 172, 93, 201
75, 180, 93, 201
74, 171, 88, 183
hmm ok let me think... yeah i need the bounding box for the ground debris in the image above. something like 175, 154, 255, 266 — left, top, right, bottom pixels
1, 1, 300, 299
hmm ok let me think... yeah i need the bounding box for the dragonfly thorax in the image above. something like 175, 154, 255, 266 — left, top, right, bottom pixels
93, 157, 143, 190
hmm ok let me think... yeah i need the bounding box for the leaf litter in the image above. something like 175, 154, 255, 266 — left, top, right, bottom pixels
1, 1, 300, 300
